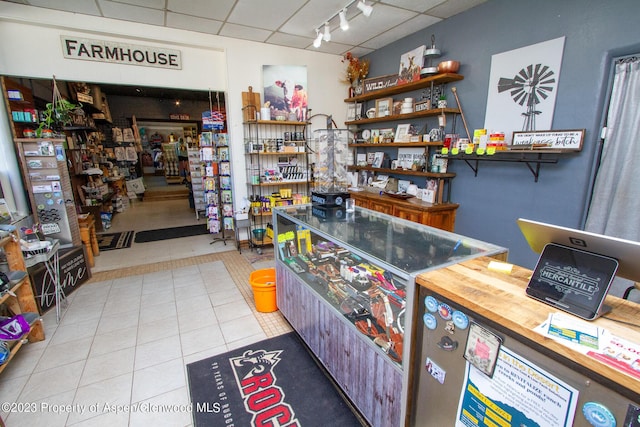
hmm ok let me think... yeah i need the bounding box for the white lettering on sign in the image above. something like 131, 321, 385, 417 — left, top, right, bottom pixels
61, 36, 182, 70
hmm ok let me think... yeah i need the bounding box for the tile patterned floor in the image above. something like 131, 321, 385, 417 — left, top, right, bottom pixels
0, 191, 291, 426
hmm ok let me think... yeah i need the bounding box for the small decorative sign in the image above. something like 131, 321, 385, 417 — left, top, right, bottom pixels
511, 129, 585, 151
363, 74, 399, 94
415, 100, 431, 112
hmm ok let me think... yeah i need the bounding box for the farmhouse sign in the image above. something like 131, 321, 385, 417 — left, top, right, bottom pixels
61, 36, 182, 70
511, 129, 585, 151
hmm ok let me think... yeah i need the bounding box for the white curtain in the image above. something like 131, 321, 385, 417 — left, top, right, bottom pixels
585, 58, 640, 241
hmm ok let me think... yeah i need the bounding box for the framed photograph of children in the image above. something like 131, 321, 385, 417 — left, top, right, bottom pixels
375, 97, 393, 118
394, 124, 411, 143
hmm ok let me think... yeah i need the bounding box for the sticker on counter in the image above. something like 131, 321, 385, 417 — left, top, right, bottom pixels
438, 302, 452, 320
32, 184, 52, 193
623, 404, 640, 427
463, 322, 502, 378
423, 313, 437, 330
582, 402, 616, 427
424, 296, 439, 312
425, 357, 446, 384
437, 335, 458, 351
452, 310, 469, 330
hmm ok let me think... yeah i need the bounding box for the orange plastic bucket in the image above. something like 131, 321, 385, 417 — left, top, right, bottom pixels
249, 268, 277, 312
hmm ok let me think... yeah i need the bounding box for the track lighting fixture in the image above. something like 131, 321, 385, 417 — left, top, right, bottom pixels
356, 0, 373, 17
312, 0, 372, 47
339, 8, 349, 31
313, 29, 323, 48
323, 22, 331, 42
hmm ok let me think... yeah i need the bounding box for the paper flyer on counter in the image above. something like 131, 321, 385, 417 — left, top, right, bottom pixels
455, 346, 578, 427
535, 312, 640, 379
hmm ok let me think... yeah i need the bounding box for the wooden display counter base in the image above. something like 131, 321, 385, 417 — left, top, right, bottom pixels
349, 190, 458, 231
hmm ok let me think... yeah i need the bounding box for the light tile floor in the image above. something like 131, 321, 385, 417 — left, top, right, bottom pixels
0, 189, 290, 426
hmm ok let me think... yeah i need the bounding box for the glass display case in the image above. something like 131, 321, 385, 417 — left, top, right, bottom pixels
272, 204, 507, 427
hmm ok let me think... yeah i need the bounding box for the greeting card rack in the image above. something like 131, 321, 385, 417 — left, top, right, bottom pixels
200, 131, 234, 245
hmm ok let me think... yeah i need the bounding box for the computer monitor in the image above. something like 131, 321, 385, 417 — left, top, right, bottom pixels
517, 218, 640, 282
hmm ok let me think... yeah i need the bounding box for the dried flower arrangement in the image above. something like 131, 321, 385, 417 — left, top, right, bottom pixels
342, 52, 370, 85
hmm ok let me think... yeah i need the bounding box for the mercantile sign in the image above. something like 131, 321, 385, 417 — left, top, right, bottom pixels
61, 36, 182, 70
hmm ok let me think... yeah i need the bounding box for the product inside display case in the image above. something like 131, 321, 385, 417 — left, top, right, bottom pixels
273, 204, 507, 367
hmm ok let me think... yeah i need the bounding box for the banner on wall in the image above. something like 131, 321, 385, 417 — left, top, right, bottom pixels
61, 36, 182, 69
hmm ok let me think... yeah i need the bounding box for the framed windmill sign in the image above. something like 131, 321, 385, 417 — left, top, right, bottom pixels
484, 37, 566, 144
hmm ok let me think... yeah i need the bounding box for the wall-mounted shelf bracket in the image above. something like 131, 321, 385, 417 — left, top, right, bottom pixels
451, 152, 560, 182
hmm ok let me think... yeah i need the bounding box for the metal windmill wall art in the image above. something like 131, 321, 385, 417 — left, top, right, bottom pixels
498, 64, 556, 131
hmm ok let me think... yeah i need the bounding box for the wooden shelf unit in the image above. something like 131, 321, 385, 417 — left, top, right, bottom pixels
0, 232, 45, 375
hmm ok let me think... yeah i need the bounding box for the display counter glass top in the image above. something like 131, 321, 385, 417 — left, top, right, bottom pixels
273, 204, 506, 276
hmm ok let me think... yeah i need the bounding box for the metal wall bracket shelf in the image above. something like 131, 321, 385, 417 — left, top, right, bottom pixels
448, 151, 560, 182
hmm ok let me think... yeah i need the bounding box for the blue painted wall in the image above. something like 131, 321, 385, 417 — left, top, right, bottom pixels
364, 0, 640, 269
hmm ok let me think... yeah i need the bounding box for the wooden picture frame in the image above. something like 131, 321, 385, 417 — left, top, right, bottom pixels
394, 124, 411, 143
347, 103, 363, 121
511, 129, 585, 151
375, 97, 393, 118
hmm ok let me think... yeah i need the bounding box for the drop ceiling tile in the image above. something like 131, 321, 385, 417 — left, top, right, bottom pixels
329, 3, 417, 46
109, 0, 165, 9
379, 0, 446, 13
227, 0, 307, 31
23, 0, 101, 15
166, 0, 235, 21
362, 13, 441, 50
280, 0, 352, 37
166, 12, 223, 35
97, 0, 164, 25
219, 22, 273, 43
307, 40, 355, 55
266, 32, 314, 50
426, 0, 486, 19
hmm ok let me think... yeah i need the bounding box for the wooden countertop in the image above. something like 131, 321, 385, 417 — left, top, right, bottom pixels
349, 190, 459, 211
415, 256, 640, 398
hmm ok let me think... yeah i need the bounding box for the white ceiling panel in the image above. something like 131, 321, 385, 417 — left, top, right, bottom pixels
426, 0, 487, 18
97, 0, 165, 25
19, 0, 101, 15
166, 12, 223, 35
109, 0, 165, 9
280, 0, 353, 38
5, 0, 486, 52
380, 0, 447, 13
219, 22, 272, 43
227, 0, 307, 31
266, 32, 314, 50
167, 0, 235, 22
362, 13, 441, 50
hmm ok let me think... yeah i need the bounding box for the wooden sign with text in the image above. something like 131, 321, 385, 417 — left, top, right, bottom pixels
511, 129, 585, 151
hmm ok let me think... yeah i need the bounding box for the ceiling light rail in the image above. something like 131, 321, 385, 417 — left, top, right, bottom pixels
312, 0, 373, 48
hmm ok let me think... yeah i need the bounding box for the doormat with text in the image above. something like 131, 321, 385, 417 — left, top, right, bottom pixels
186, 332, 366, 427
97, 231, 134, 251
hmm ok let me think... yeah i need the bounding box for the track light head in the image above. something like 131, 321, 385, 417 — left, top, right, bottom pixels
313, 29, 323, 48
339, 8, 349, 31
357, 0, 373, 17
323, 22, 331, 42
